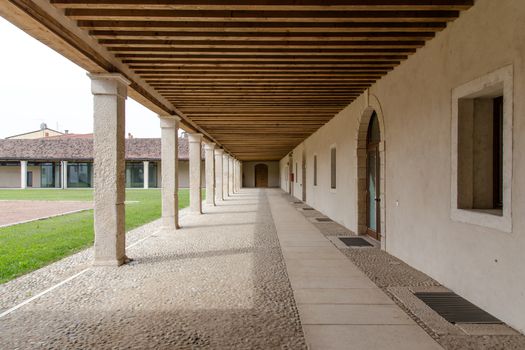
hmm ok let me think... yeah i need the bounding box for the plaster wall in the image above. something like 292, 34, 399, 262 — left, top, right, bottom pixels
0, 165, 41, 188
177, 160, 205, 188
27, 166, 41, 187
0, 166, 22, 188
280, 0, 525, 333
242, 161, 280, 188
279, 159, 290, 193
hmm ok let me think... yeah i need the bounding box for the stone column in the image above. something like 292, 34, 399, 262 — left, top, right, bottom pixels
232, 159, 237, 193
61, 160, 68, 189
205, 142, 216, 206
89, 73, 130, 266
143, 161, 149, 189
160, 116, 181, 229
20, 160, 27, 189
236, 160, 241, 191
228, 156, 234, 195
223, 153, 229, 197
214, 148, 224, 202
188, 133, 203, 214
54, 162, 61, 188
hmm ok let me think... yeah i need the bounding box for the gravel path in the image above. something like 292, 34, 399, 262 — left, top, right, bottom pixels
0, 200, 93, 227
0, 190, 306, 349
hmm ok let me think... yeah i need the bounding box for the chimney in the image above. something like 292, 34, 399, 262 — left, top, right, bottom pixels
128, 132, 133, 139
64, 130, 69, 134
40, 122, 47, 130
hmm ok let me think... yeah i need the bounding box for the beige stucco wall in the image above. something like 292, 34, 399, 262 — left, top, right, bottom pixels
6, 129, 63, 139
281, 0, 525, 333
242, 161, 280, 188
0, 165, 41, 188
0, 165, 22, 188
174, 160, 205, 188
27, 165, 41, 187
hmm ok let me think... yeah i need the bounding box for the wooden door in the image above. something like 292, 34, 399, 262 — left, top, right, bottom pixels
254, 163, 268, 188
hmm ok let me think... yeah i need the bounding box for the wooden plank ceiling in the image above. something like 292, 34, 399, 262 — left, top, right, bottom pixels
50, 0, 473, 160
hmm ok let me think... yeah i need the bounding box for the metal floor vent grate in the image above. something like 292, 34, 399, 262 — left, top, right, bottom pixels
315, 217, 333, 222
302, 207, 315, 210
414, 292, 502, 324
339, 237, 373, 247
293, 201, 303, 204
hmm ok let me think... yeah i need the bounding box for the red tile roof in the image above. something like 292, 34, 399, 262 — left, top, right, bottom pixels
0, 137, 192, 161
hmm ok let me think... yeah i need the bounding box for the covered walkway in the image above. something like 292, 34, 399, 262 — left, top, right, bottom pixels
0, 189, 440, 349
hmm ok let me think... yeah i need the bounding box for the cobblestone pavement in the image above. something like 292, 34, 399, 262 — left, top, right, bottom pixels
0, 190, 306, 349
0, 200, 93, 227
287, 194, 525, 350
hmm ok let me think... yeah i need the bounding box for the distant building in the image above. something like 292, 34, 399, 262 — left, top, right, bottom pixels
5, 123, 64, 139
0, 136, 203, 189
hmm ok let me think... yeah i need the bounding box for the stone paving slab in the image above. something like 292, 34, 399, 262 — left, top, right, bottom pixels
303, 325, 443, 350
267, 189, 443, 350
287, 192, 525, 349
0, 200, 93, 227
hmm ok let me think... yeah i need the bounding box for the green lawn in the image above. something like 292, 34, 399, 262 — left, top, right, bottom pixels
0, 188, 196, 284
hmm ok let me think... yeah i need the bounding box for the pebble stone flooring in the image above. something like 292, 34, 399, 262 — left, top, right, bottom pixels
0, 190, 306, 349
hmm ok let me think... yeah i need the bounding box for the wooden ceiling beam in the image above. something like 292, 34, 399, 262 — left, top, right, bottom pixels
99, 39, 424, 47
77, 20, 449, 32
65, 9, 460, 22
52, 1, 473, 11
91, 30, 435, 40
126, 61, 399, 67
132, 67, 391, 72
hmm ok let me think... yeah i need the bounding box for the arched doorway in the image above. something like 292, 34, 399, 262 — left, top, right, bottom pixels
357, 107, 385, 244
254, 163, 269, 188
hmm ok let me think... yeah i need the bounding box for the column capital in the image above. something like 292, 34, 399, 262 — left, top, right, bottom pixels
204, 142, 216, 150
188, 133, 203, 143
215, 148, 224, 155
88, 73, 130, 98
159, 115, 181, 128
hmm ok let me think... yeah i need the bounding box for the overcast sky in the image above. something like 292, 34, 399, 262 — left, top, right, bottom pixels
0, 17, 161, 139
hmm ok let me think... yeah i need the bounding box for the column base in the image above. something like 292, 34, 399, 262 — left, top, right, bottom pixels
92, 255, 128, 267
162, 216, 180, 230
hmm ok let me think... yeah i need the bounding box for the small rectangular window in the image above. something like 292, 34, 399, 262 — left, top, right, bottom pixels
330, 147, 336, 189
451, 65, 513, 232
457, 94, 503, 213
313, 155, 317, 186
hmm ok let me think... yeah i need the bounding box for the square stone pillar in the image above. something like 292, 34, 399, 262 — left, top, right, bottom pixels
160, 115, 181, 229
61, 160, 68, 189
222, 153, 229, 197
54, 162, 61, 188
236, 160, 241, 191
188, 133, 203, 214
232, 159, 236, 194
20, 160, 27, 189
214, 148, 224, 201
228, 156, 234, 195
89, 73, 130, 266
205, 142, 216, 206
143, 161, 149, 189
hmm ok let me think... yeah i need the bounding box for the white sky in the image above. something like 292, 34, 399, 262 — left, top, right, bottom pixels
0, 17, 161, 139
